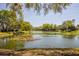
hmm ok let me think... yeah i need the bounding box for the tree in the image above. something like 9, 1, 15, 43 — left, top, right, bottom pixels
22, 21, 32, 31
41, 23, 58, 31
61, 19, 76, 31
6, 3, 71, 18
6, 3, 71, 31
53, 24, 58, 31
6, 3, 23, 18
0, 10, 17, 32
17, 20, 32, 31
42, 24, 50, 31
76, 24, 79, 30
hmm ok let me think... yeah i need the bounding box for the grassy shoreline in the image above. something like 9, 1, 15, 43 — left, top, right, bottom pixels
0, 32, 13, 38
0, 31, 32, 40
61, 30, 79, 35
32, 30, 79, 36
0, 48, 79, 56
0, 30, 79, 40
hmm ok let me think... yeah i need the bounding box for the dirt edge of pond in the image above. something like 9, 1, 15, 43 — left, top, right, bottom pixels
0, 48, 79, 56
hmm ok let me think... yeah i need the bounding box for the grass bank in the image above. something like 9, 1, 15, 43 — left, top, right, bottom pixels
0, 31, 32, 41
61, 30, 79, 36
0, 48, 79, 56
0, 32, 13, 38
32, 30, 79, 36
11, 34, 32, 40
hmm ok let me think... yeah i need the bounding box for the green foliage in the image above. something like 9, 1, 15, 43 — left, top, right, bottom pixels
25, 3, 71, 14
42, 24, 57, 31
61, 19, 76, 31
33, 19, 76, 32
7, 3, 71, 16
0, 10, 17, 31
17, 20, 32, 31
0, 10, 32, 32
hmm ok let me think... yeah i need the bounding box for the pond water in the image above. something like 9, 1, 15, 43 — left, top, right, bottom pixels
0, 31, 79, 50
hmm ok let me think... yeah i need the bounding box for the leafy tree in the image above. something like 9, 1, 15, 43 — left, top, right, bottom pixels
6, 3, 71, 18
76, 24, 79, 30
0, 10, 17, 32
22, 21, 32, 31
17, 20, 32, 31
61, 19, 76, 31
41, 23, 58, 31
42, 24, 50, 31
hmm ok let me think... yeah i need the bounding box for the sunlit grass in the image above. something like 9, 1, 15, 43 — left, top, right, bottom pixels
0, 32, 13, 38
61, 30, 79, 35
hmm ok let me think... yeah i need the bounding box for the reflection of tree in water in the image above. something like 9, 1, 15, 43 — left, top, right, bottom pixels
0, 37, 24, 50
62, 35, 76, 39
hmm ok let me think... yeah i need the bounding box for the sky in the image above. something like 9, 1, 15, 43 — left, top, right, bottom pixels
0, 3, 79, 27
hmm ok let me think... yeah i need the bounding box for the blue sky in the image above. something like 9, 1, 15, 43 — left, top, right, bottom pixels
0, 3, 79, 27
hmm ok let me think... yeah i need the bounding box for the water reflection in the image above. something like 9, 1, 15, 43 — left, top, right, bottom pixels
0, 37, 24, 50
0, 31, 79, 49
62, 35, 76, 39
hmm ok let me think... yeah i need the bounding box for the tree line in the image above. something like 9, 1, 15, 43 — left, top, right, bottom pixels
33, 19, 79, 32
0, 10, 79, 32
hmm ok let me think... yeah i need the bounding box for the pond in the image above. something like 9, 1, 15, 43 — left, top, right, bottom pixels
0, 31, 79, 50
